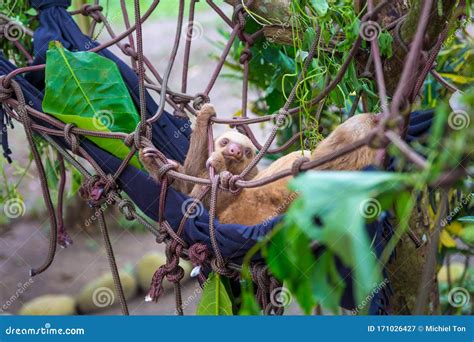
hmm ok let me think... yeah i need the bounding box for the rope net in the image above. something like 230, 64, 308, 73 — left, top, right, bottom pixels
0, 0, 465, 315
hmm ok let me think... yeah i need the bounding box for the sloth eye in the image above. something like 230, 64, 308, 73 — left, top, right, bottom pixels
220, 138, 229, 146
245, 148, 253, 157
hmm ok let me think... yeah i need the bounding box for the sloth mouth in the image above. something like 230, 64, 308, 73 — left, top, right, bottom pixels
222, 154, 242, 162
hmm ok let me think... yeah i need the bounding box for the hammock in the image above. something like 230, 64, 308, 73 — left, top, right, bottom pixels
0, 0, 436, 315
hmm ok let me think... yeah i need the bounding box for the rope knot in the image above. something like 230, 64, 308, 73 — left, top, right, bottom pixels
79, 175, 116, 207
239, 47, 253, 64
188, 242, 211, 266
81, 4, 103, 22
157, 161, 179, 182
0, 76, 13, 101
63, 123, 79, 154
133, 123, 152, 149
232, 4, 246, 26
165, 265, 185, 284
291, 157, 309, 176
218, 171, 242, 194
118, 199, 135, 221
274, 109, 291, 129
210, 258, 235, 278
120, 43, 138, 59
193, 93, 210, 110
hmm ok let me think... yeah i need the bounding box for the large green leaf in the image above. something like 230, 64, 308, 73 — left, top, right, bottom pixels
43, 42, 141, 169
196, 272, 233, 315
283, 171, 408, 307
266, 220, 319, 314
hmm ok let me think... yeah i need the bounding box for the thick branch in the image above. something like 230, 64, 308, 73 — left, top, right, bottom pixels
224, 0, 292, 25
383, 0, 457, 94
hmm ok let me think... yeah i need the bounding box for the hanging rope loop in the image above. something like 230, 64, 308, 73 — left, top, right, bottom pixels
291, 157, 309, 177
192, 93, 210, 110
118, 198, 136, 221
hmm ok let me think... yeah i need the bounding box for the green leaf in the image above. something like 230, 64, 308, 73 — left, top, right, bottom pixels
378, 31, 393, 58
460, 225, 474, 246
43, 42, 141, 169
311, 0, 329, 16
196, 272, 233, 315
266, 220, 317, 314
285, 171, 408, 305
239, 287, 261, 315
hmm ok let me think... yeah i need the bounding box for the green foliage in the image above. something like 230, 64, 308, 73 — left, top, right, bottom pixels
270, 171, 410, 312
0, 0, 37, 66
43, 42, 142, 169
222, 0, 381, 153
196, 272, 234, 315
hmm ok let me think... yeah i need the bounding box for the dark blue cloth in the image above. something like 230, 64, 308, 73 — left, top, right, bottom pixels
1, 51, 435, 313
0, 53, 278, 263
26, 0, 191, 163
2, 1, 436, 313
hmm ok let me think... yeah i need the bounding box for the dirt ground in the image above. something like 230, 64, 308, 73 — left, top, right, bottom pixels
0, 5, 279, 315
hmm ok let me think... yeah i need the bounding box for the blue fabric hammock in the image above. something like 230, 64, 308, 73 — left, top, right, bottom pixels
27, 0, 191, 163
0, 0, 434, 314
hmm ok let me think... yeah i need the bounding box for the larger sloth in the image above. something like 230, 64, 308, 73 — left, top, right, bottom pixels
140, 104, 379, 225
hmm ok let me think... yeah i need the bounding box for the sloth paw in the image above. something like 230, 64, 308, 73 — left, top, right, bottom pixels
197, 103, 216, 122
139, 147, 160, 173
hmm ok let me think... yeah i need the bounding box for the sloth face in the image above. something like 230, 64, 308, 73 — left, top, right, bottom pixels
215, 131, 256, 174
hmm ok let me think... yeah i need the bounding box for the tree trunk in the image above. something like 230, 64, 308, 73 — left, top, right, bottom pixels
382, 0, 457, 94
386, 193, 440, 314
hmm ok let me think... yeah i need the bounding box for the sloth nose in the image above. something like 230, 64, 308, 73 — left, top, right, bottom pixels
227, 143, 242, 159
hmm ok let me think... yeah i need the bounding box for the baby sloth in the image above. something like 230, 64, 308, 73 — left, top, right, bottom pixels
140, 103, 380, 225
140, 104, 258, 214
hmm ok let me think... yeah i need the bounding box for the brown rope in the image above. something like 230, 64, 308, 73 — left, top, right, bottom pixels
97, 210, 130, 315
0, 0, 465, 317
9, 80, 58, 277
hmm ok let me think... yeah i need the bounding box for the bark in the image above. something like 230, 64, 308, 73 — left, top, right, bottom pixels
382, 0, 457, 94
224, 0, 292, 25
225, 0, 295, 45
386, 193, 440, 314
